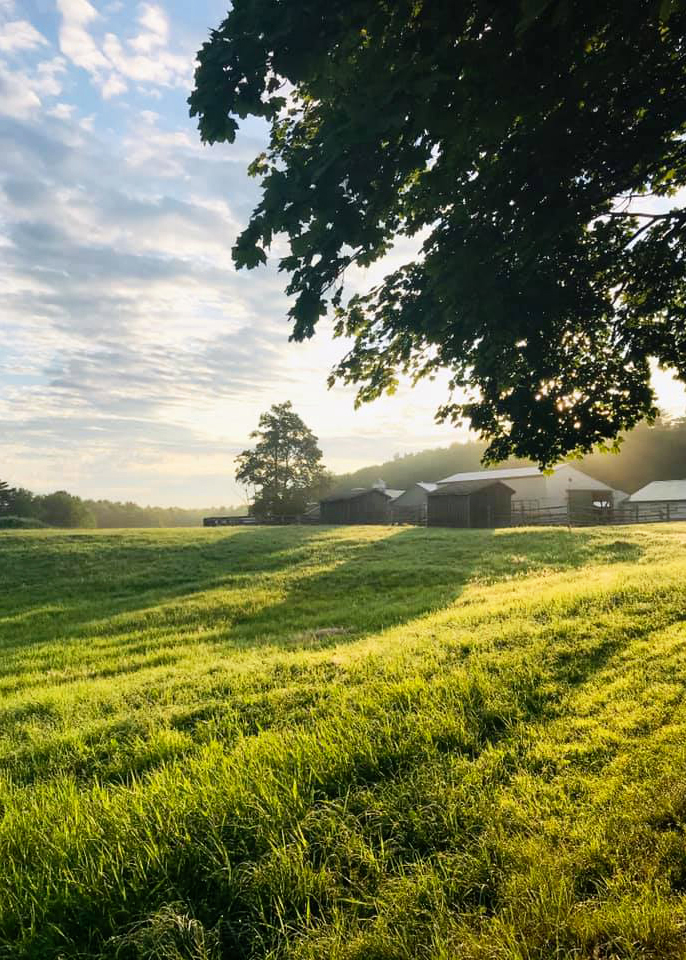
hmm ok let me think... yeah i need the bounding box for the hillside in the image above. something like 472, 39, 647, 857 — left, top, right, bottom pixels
1, 525, 686, 958
332, 418, 686, 495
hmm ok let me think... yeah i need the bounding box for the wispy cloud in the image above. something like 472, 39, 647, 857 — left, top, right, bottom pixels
56, 0, 191, 100
56, 0, 109, 74
0, 18, 47, 53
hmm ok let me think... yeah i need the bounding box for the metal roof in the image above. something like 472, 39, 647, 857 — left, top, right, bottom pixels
429, 479, 515, 497
627, 480, 686, 503
416, 482, 438, 492
321, 486, 405, 503
438, 466, 550, 484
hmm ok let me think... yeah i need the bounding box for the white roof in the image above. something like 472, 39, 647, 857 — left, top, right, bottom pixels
439, 466, 550, 484
627, 480, 686, 503
437, 464, 616, 490
386, 489, 405, 500
417, 482, 438, 492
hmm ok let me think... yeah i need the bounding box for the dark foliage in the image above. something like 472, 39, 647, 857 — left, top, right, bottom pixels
190, 0, 686, 465
236, 401, 331, 517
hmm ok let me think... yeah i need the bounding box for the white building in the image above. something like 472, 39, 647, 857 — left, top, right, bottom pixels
437, 465, 618, 517
625, 480, 686, 520
390, 482, 437, 523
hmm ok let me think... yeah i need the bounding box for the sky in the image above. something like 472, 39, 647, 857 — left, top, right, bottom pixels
1, 1, 685, 508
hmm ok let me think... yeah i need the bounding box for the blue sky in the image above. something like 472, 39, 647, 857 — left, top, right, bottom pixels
1, 1, 685, 507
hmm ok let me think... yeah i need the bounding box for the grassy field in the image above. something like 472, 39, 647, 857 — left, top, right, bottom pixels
1, 524, 686, 959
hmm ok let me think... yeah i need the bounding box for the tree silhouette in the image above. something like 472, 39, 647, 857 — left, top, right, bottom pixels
191, 0, 686, 465
236, 402, 328, 517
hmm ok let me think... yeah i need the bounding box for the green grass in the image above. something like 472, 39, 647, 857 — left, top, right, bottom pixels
1, 524, 686, 959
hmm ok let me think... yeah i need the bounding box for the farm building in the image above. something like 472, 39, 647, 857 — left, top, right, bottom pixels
391, 482, 437, 524
319, 485, 404, 524
427, 480, 514, 528
624, 480, 686, 521
437, 465, 619, 522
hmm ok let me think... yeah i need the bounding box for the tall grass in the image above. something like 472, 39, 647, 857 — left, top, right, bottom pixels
0, 525, 685, 957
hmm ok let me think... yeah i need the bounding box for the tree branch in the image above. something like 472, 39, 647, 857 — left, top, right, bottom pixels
607, 210, 682, 220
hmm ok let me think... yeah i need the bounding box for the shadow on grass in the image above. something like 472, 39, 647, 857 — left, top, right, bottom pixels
0, 526, 646, 669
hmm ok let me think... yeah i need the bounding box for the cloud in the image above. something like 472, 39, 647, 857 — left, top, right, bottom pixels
102, 28, 188, 90
0, 19, 47, 53
129, 3, 168, 54
47, 102, 76, 120
0, 61, 41, 118
0, 105, 296, 483
55, 0, 191, 100
56, 0, 109, 74
101, 71, 127, 98
35, 57, 68, 96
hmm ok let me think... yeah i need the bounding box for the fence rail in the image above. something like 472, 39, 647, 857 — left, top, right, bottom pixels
203, 515, 301, 527
501, 505, 686, 528
204, 505, 686, 529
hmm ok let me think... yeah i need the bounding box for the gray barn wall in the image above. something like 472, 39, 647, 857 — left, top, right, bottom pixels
428, 485, 513, 528
320, 489, 392, 524
427, 495, 470, 527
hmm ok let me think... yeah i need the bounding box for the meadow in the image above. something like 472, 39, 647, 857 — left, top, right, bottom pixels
1, 524, 686, 959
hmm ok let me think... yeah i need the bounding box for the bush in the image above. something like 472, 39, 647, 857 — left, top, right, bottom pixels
0, 515, 47, 529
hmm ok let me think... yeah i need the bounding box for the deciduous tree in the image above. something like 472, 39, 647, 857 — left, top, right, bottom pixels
236, 402, 328, 517
190, 0, 686, 465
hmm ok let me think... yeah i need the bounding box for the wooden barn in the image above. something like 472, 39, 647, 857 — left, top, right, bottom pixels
427, 479, 514, 528
320, 486, 404, 524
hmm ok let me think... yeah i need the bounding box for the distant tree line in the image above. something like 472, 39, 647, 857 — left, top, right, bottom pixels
0, 483, 244, 529
334, 418, 686, 496
3, 417, 684, 529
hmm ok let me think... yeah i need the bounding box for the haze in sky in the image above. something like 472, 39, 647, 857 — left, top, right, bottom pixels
2, 1, 685, 506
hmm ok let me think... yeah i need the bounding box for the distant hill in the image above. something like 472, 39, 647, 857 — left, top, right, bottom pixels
332, 442, 531, 494
332, 418, 686, 496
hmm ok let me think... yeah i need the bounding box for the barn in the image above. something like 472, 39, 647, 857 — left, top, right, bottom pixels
427, 480, 514, 528
624, 480, 686, 521
390, 482, 437, 524
319, 485, 404, 524
436, 464, 619, 522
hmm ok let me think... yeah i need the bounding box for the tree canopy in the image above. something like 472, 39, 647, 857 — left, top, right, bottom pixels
235, 402, 329, 517
0, 480, 13, 514
190, 0, 686, 465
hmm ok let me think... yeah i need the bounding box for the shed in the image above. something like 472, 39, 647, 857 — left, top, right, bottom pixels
427, 480, 514, 528
390, 482, 437, 524
624, 480, 686, 521
319, 486, 404, 524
